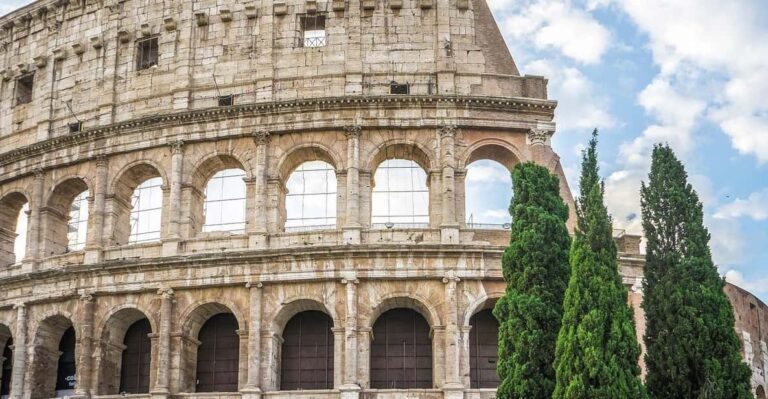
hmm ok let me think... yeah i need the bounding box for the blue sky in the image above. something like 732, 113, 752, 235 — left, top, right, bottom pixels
2, 0, 767, 301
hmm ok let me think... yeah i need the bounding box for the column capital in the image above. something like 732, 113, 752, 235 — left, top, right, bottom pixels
169, 138, 185, 154
32, 167, 45, 179
93, 154, 108, 167
79, 292, 95, 302
246, 281, 263, 289
341, 278, 359, 285
439, 124, 457, 138
253, 128, 271, 145
12, 302, 26, 311
344, 124, 362, 139
157, 287, 175, 299
527, 121, 556, 146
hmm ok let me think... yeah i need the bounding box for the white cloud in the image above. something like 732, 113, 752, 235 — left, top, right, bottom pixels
725, 269, 768, 296
465, 164, 511, 184
618, 0, 768, 164
526, 59, 615, 131
499, 0, 611, 64
714, 189, 768, 221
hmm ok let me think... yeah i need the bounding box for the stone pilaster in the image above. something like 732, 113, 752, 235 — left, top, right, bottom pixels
249, 130, 270, 249
163, 140, 184, 256
23, 168, 44, 269
343, 125, 362, 244
9, 303, 26, 399
443, 274, 464, 397
242, 281, 263, 399
84, 155, 108, 264
152, 287, 174, 397
341, 278, 360, 397
75, 293, 95, 397
439, 125, 460, 244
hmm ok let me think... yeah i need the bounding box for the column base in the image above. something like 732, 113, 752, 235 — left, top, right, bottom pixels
249, 233, 269, 249
150, 388, 171, 399
83, 248, 103, 264
241, 386, 263, 399
161, 239, 181, 256
340, 384, 361, 399
343, 226, 362, 245
443, 383, 465, 399
440, 225, 461, 244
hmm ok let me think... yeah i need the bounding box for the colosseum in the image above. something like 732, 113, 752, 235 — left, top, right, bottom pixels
0, 0, 764, 398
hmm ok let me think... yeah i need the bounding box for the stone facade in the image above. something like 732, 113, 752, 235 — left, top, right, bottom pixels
0, 0, 763, 399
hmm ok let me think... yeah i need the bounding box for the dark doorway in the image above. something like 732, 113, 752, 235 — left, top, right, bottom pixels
469, 309, 500, 388
56, 327, 77, 392
370, 308, 432, 389
280, 310, 334, 390
120, 319, 151, 393
196, 313, 239, 392
1, 338, 12, 395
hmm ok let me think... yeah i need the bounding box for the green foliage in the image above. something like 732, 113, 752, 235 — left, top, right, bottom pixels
641, 144, 753, 399
493, 162, 571, 398
553, 130, 646, 399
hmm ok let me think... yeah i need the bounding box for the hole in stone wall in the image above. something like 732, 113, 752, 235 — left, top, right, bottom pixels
15, 73, 34, 105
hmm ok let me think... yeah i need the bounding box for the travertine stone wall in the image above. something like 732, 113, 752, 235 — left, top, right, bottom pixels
0, 0, 763, 399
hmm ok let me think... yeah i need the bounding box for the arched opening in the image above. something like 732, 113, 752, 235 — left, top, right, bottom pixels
371, 160, 429, 228
196, 313, 239, 392
119, 318, 152, 394
469, 309, 499, 388
285, 161, 337, 231
370, 308, 432, 389
55, 326, 77, 397
110, 164, 163, 246
0, 324, 13, 398
0, 337, 11, 397
29, 315, 76, 399
280, 310, 334, 390
43, 178, 90, 255
0, 193, 29, 267
202, 169, 247, 233
465, 160, 512, 229
757, 386, 766, 399
129, 177, 163, 244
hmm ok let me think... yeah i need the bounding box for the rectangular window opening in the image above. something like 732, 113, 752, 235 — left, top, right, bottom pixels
218, 95, 234, 107
15, 73, 34, 105
136, 37, 159, 71
390, 82, 410, 95
68, 121, 83, 133
301, 14, 327, 48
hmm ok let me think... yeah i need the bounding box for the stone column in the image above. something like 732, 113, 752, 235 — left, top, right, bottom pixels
75, 293, 95, 397
332, 327, 345, 389
343, 125, 362, 244
9, 304, 26, 399
439, 125, 460, 244
344, 0, 363, 95
163, 140, 184, 256
242, 282, 263, 398
23, 168, 44, 269
85, 156, 108, 264
341, 278, 360, 398
152, 288, 174, 396
443, 275, 464, 398
459, 326, 472, 387
249, 130, 270, 248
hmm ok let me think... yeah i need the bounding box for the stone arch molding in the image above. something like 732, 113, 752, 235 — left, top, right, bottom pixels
179, 299, 246, 338
460, 138, 524, 172
365, 140, 436, 173
270, 298, 339, 334
41, 177, 92, 256
364, 293, 442, 328
462, 292, 502, 327
276, 143, 344, 180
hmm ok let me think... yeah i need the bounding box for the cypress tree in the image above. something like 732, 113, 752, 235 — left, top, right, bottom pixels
641, 144, 753, 399
493, 162, 570, 398
553, 131, 646, 399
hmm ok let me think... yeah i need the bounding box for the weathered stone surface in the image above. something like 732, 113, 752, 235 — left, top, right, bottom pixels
0, 0, 763, 398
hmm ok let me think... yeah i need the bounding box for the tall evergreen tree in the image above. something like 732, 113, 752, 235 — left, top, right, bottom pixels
641, 144, 753, 399
553, 131, 646, 399
493, 162, 571, 398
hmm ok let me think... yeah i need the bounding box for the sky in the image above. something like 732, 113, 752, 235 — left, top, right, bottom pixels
3, 0, 767, 301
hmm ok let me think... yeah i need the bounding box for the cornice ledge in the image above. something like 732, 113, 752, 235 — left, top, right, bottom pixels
0, 95, 556, 168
